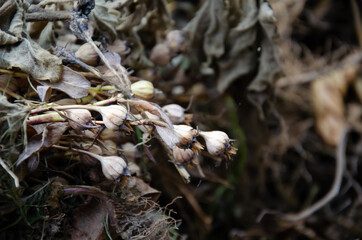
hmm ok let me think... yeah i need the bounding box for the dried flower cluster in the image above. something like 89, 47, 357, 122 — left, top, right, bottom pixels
0, 0, 241, 238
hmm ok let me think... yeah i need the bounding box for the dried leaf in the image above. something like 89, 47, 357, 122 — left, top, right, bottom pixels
311, 64, 359, 146
36, 85, 52, 102
38, 21, 55, 50
36, 66, 90, 98
0, 38, 63, 82
184, 0, 281, 93
184, 0, 228, 66
124, 177, 161, 202
216, 0, 259, 92
0, 0, 23, 45
89, 0, 119, 41
69, 198, 107, 240
247, 2, 281, 92
17, 122, 68, 165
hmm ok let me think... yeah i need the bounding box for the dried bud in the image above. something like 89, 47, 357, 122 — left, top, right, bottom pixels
75, 42, 98, 66
95, 105, 128, 130
65, 109, 92, 130
199, 131, 237, 159
98, 156, 130, 180
166, 30, 186, 53
162, 104, 185, 124
173, 145, 195, 165
150, 43, 171, 66
174, 124, 203, 152
131, 80, 154, 99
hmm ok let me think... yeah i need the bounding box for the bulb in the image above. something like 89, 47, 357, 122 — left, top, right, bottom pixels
75, 42, 98, 66
131, 80, 154, 99
162, 104, 185, 124
199, 131, 237, 159
173, 145, 195, 165
174, 124, 203, 153
95, 105, 128, 130
98, 155, 130, 180
65, 109, 92, 130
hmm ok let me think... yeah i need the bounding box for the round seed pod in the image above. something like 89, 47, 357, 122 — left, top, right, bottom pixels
75, 42, 98, 66
150, 43, 171, 66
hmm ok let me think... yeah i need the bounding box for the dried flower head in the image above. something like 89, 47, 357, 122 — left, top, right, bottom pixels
174, 124, 203, 153
173, 145, 195, 165
131, 80, 154, 99
199, 131, 237, 159
65, 109, 92, 130
95, 105, 128, 130
162, 104, 185, 124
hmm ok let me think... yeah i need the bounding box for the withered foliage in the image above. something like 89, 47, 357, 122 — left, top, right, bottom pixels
1, 0, 361, 239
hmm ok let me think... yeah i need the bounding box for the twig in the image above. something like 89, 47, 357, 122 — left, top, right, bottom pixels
25, 11, 73, 22
276, 52, 362, 87
282, 128, 350, 222
0, 158, 20, 188
350, 0, 362, 48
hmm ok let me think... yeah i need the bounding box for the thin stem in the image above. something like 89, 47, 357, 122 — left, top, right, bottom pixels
0, 158, 20, 188
350, 0, 362, 48
52, 144, 100, 160
282, 128, 349, 222
27, 112, 65, 125
25, 11, 73, 22
84, 35, 131, 98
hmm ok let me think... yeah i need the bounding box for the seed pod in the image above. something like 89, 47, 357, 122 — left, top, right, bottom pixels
173, 145, 195, 165
65, 109, 92, 130
98, 155, 130, 180
162, 104, 185, 124
150, 43, 171, 66
75, 42, 98, 66
199, 130, 237, 159
131, 80, 154, 99
174, 124, 203, 152
121, 142, 137, 162
95, 105, 128, 130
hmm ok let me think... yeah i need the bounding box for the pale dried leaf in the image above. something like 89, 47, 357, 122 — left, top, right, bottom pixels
17, 122, 68, 165
89, 0, 119, 41
38, 21, 55, 50
0, 38, 62, 82
37, 85, 52, 102
37, 66, 90, 98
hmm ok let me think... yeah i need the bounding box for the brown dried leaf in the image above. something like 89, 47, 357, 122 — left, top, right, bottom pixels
69, 198, 107, 240
123, 177, 161, 202
36, 66, 90, 98
17, 122, 68, 165
311, 64, 359, 146
0, 0, 23, 45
